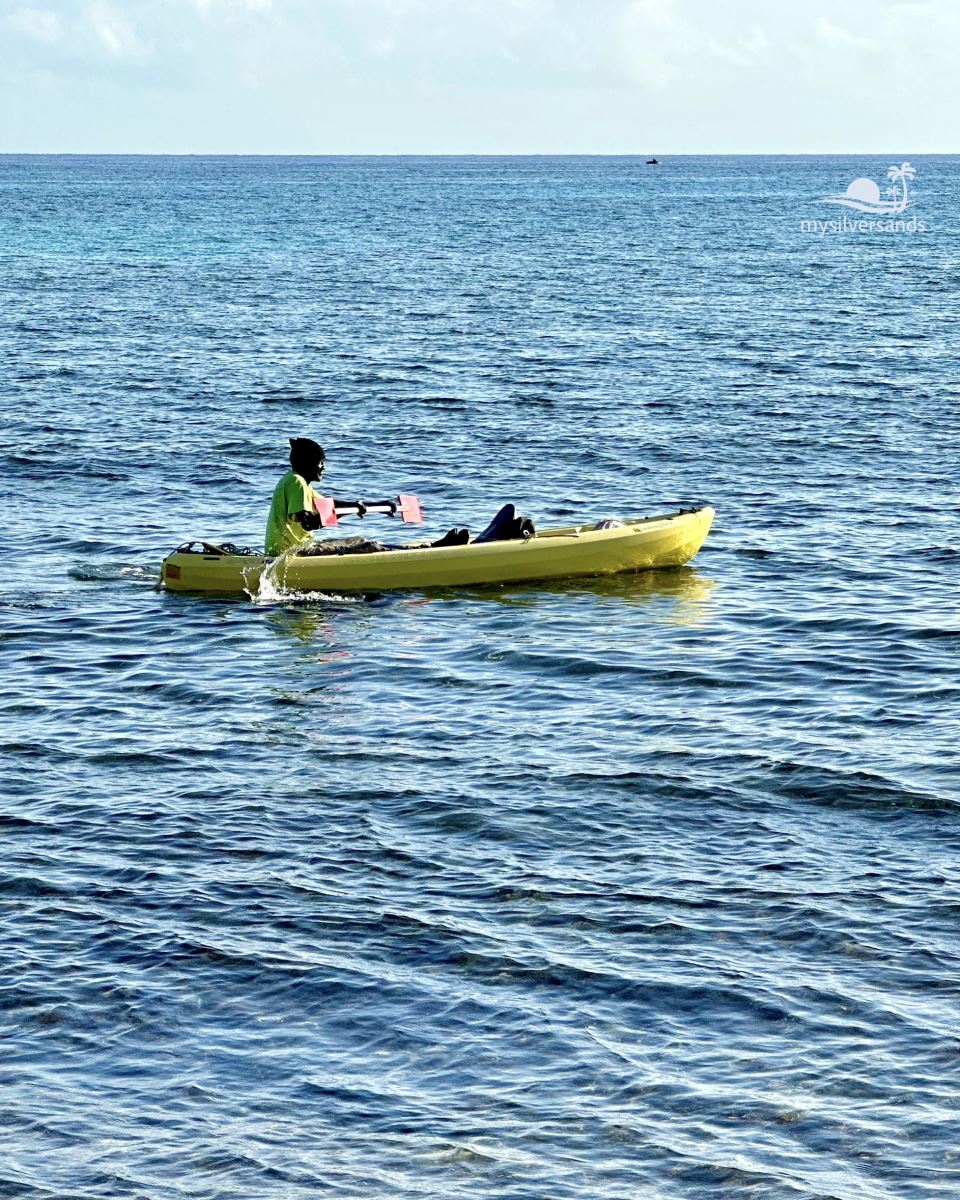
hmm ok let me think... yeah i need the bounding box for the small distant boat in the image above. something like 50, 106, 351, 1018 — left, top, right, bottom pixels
646, 158, 660, 165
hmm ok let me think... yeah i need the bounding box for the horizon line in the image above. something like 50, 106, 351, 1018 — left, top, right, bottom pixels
0, 150, 953, 159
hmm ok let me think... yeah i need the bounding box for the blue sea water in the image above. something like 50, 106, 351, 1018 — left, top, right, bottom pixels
1, 155, 959, 1199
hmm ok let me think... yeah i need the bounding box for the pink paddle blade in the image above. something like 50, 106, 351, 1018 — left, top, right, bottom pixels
397, 494, 423, 524
314, 495, 339, 527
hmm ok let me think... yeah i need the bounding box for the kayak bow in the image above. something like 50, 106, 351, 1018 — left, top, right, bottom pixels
161, 506, 714, 596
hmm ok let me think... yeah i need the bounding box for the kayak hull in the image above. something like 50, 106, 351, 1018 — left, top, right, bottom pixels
161, 507, 714, 596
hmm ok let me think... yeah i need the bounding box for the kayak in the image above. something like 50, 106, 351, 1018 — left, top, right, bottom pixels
160, 506, 714, 596
161, 507, 714, 596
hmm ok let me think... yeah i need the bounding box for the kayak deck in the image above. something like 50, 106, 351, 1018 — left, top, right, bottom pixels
161, 506, 714, 596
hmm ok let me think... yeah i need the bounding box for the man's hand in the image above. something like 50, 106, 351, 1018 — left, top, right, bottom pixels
331, 498, 368, 517
296, 510, 322, 531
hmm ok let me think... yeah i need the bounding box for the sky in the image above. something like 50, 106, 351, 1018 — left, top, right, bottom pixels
0, 0, 956, 154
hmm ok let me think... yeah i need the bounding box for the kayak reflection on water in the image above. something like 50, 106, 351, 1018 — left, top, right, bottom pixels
438, 565, 716, 626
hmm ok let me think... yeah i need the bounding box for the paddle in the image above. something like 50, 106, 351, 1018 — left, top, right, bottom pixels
314, 493, 423, 528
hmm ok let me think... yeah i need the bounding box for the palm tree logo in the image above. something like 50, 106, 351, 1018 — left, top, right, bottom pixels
822, 162, 916, 214
884, 162, 916, 212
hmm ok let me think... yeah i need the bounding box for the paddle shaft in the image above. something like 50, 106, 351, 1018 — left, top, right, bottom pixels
336, 499, 402, 517
314, 493, 423, 527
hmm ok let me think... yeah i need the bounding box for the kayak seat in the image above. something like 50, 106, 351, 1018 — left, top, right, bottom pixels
473, 504, 536, 544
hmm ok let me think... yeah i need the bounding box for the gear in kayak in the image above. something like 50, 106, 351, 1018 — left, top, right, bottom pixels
474, 504, 536, 544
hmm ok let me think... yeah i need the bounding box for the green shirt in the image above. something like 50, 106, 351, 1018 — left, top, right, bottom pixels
265, 470, 319, 556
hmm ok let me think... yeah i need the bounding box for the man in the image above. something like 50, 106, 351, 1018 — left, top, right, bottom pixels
266, 436, 481, 556
265, 437, 357, 556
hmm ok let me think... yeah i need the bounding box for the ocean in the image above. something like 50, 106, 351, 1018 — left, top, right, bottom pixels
2, 155, 958, 1199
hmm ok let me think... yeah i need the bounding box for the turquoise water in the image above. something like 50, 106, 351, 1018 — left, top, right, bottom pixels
2, 155, 959, 1199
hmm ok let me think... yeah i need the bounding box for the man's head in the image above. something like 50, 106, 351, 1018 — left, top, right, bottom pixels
289, 437, 325, 482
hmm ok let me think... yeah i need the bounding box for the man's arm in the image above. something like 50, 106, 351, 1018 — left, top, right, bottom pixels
293, 509, 322, 530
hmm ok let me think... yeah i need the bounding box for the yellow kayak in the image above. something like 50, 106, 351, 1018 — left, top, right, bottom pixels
161, 506, 714, 596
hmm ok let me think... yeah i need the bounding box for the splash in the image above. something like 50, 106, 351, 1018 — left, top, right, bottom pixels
247, 547, 363, 605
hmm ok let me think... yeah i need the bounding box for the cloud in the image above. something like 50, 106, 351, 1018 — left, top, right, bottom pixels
88, 2, 149, 59
7, 7, 63, 42
618, 0, 771, 87
192, 0, 273, 13
815, 16, 875, 50
619, 0, 683, 87
744, 26, 768, 55
1, 0, 958, 152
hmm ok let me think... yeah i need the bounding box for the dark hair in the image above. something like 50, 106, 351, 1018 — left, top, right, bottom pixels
289, 437, 325, 465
